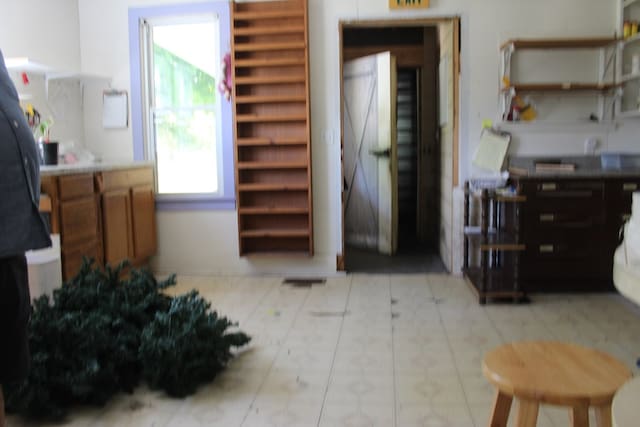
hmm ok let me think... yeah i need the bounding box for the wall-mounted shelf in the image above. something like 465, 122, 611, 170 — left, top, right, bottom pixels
231, 0, 313, 256
500, 37, 619, 124
619, 0, 640, 117
501, 38, 619, 50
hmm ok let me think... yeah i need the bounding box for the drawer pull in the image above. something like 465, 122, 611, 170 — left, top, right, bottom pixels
539, 244, 554, 253
623, 183, 638, 192
540, 183, 557, 191
622, 213, 632, 222
539, 214, 555, 222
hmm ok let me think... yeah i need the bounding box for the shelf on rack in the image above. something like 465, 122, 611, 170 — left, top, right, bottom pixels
233, 10, 304, 20
236, 114, 307, 123
236, 95, 307, 104
240, 229, 310, 238
234, 58, 306, 68
497, 120, 618, 132
500, 37, 619, 51
463, 267, 527, 300
235, 75, 306, 85
237, 183, 308, 191
236, 137, 307, 146
233, 25, 305, 36
239, 207, 309, 215
237, 161, 308, 170
234, 41, 306, 52
464, 232, 526, 252
503, 83, 618, 93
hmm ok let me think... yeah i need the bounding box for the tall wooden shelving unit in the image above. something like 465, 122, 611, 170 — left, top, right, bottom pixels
231, 0, 313, 256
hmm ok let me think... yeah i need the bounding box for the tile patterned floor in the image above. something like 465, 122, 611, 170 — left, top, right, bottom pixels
7, 274, 640, 427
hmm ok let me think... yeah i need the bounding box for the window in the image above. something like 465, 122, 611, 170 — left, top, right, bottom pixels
129, 2, 234, 210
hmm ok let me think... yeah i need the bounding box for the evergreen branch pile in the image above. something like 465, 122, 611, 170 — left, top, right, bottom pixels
4, 260, 251, 420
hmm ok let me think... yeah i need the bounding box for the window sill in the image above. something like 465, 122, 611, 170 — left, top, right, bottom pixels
155, 196, 236, 211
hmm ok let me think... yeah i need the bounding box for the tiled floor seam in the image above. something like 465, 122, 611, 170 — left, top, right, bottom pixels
238, 279, 313, 427
430, 278, 481, 427
316, 275, 354, 427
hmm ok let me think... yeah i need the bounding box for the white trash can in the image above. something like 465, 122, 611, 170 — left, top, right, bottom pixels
25, 234, 62, 300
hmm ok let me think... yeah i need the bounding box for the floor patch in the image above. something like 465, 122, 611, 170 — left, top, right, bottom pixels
283, 278, 326, 288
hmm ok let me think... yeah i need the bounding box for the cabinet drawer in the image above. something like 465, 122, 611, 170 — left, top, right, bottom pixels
58, 173, 95, 200
62, 239, 101, 280
524, 209, 605, 230
98, 167, 154, 192
60, 197, 99, 245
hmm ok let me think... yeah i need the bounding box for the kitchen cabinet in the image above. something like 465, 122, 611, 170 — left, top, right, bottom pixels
511, 173, 640, 292
96, 166, 157, 266
231, 0, 314, 256
41, 165, 156, 280
41, 173, 103, 280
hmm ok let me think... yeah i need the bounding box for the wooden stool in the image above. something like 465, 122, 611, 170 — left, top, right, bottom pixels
482, 341, 632, 427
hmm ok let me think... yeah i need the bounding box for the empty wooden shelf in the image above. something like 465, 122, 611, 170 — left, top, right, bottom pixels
231, 0, 313, 256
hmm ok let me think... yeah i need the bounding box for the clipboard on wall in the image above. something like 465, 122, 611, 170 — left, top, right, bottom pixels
472, 128, 511, 172
102, 90, 128, 129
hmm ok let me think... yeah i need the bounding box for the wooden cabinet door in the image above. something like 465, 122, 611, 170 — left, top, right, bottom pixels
102, 189, 133, 266
131, 185, 157, 260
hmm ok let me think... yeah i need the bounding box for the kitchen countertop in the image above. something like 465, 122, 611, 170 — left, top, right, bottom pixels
508, 155, 640, 178
40, 161, 154, 176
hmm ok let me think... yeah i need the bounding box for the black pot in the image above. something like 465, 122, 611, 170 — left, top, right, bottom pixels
42, 142, 59, 165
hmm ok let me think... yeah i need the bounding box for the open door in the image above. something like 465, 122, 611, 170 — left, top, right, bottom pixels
343, 52, 398, 255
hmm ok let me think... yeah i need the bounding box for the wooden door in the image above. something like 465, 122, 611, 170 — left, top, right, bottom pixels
131, 185, 157, 260
102, 189, 133, 266
343, 52, 398, 255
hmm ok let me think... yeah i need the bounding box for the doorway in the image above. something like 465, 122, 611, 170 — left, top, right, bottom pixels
339, 19, 460, 274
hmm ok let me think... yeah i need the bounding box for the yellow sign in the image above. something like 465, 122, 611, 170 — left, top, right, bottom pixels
389, 0, 429, 9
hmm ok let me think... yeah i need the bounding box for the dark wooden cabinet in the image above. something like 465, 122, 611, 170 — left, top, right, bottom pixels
512, 175, 639, 293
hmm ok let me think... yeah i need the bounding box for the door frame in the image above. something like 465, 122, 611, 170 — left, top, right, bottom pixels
337, 17, 461, 271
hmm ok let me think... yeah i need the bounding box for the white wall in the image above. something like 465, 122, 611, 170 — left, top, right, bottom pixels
7, 0, 638, 275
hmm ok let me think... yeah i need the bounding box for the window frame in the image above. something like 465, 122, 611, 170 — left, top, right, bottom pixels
128, 2, 235, 211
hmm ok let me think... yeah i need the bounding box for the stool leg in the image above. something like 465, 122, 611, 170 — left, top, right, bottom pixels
516, 399, 539, 427
594, 403, 612, 427
569, 404, 590, 427
488, 390, 512, 427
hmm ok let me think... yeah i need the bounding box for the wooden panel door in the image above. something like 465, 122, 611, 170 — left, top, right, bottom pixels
102, 189, 133, 265
131, 185, 157, 260
343, 52, 398, 255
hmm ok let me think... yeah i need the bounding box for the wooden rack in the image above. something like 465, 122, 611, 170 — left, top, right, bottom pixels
231, 0, 313, 256
463, 182, 527, 304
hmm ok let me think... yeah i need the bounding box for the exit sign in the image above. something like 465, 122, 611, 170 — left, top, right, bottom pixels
389, 0, 429, 9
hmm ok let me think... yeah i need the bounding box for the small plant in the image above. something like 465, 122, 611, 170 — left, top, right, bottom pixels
33, 117, 54, 143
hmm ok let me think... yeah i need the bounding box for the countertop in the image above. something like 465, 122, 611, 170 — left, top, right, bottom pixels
508, 155, 640, 179
40, 161, 154, 176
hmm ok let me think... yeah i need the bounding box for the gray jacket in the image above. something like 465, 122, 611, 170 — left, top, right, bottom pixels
0, 50, 51, 258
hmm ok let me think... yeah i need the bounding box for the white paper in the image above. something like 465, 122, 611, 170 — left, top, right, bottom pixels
103, 91, 128, 129
472, 130, 511, 172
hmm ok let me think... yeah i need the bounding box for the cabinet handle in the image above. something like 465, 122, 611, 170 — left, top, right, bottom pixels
622, 213, 631, 222
539, 244, 554, 253
539, 214, 555, 222
623, 183, 638, 192
540, 183, 557, 191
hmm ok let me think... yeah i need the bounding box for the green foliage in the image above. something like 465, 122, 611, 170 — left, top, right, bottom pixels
139, 291, 251, 397
4, 259, 250, 420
